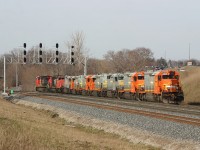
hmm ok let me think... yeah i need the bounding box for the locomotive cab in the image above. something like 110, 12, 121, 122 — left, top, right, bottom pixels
154, 70, 183, 103
35, 75, 52, 92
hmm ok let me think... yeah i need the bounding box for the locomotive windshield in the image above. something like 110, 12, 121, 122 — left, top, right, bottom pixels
138, 76, 144, 80
162, 75, 174, 79
118, 76, 124, 80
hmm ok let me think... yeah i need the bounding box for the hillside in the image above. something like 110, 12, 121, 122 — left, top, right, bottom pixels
180, 66, 200, 104
0, 98, 156, 150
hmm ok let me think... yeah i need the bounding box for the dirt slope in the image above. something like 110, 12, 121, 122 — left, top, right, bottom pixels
180, 66, 200, 104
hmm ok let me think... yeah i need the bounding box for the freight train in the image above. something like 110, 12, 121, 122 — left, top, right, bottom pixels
35, 70, 184, 104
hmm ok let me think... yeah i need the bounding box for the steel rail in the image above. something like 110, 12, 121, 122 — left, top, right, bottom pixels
21, 92, 200, 116
22, 93, 200, 127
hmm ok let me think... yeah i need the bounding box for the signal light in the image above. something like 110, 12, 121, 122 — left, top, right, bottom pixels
39, 57, 42, 63
39, 43, 42, 48
56, 58, 59, 63
39, 50, 42, 55
71, 46, 75, 65
71, 58, 74, 63
23, 43, 27, 63
56, 50, 59, 56
55, 43, 59, 63
39, 43, 42, 63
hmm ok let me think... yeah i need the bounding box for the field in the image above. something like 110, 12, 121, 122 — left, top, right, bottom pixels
180, 66, 200, 104
0, 98, 158, 150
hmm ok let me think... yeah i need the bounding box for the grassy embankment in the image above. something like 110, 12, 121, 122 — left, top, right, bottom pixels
180, 66, 200, 104
0, 98, 158, 150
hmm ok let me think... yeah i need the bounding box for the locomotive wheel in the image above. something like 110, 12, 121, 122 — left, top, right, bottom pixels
97, 91, 101, 97
112, 92, 115, 98
139, 94, 144, 101
130, 93, 135, 100
158, 95, 163, 102
133, 94, 137, 100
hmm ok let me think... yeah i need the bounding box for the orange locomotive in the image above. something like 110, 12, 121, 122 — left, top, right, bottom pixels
36, 75, 52, 92
123, 72, 146, 100
36, 75, 64, 92
145, 70, 184, 104
36, 70, 184, 104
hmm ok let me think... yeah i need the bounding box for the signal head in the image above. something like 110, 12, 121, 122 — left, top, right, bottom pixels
24, 57, 26, 63
56, 50, 59, 55
56, 57, 59, 63
56, 43, 59, 48
71, 57, 74, 63
39, 43, 42, 48
39, 50, 42, 55
39, 57, 42, 63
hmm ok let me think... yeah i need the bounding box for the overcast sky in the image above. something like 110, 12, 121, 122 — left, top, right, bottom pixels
0, 0, 200, 60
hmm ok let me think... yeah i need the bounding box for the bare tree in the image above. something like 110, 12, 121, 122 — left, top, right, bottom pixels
66, 31, 88, 75
104, 47, 154, 73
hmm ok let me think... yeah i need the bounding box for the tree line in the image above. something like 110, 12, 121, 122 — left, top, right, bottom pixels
0, 32, 199, 91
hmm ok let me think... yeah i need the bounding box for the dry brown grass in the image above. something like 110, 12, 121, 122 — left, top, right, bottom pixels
180, 66, 200, 104
0, 98, 158, 150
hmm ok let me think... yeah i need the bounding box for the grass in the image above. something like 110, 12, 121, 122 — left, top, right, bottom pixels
179, 66, 200, 104
0, 98, 159, 150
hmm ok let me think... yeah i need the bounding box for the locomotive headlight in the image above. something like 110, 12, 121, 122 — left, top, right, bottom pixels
166, 85, 177, 89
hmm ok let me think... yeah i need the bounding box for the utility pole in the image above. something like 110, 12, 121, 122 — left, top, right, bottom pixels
189, 43, 191, 60
84, 56, 87, 76
2, 56, 7, 95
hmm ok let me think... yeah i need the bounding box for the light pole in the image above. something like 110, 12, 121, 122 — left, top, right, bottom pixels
16, 63, 18, 88
2, 56, 7, 95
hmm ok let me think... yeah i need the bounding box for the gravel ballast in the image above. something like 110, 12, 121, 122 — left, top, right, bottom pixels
12, 96, 200, 150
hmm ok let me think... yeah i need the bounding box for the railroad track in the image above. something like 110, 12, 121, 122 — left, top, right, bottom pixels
20, 92, 200, 127
21, 92, 200, 117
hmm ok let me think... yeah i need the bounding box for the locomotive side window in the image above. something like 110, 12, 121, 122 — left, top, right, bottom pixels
134, 76, 137, 81
158, 75, 161, 81
115, 77, 118, 81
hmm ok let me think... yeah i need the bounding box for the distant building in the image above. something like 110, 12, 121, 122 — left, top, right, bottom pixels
187, 61, 193, 66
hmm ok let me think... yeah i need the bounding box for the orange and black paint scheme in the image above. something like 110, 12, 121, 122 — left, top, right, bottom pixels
152, 70, 183, 103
